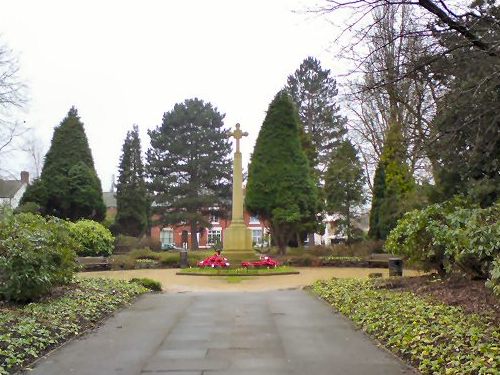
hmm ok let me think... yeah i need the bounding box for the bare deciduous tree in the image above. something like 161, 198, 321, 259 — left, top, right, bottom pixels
0, 40, 28, 176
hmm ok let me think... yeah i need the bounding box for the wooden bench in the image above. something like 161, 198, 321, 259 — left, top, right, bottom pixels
367, 253, 399, 267
77, 256, 111, 271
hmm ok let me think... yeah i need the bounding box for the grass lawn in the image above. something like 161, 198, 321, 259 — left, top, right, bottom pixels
312, 278, 499, 374
0, 278, 148, 375
177, 266, 299, 276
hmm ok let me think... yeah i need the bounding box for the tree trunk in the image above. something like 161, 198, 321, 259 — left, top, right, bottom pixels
190, 221, 199, 250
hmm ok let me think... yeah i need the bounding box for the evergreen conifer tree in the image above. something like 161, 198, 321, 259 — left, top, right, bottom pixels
324, 140, 365, 243
21, 107, 105, 221
115, 125, 149, 236
369, 123, 415, 239
245, 91, 321, 254
146, 98, 232, 249
368, 162, 386, 239
286, 57, 347, 176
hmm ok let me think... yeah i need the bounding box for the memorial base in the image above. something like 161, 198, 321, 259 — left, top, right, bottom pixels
223, 223, 256, 266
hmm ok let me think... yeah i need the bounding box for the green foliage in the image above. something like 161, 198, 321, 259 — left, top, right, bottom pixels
325, 140, 366, 243
285, 56, 347, 173
369, 124, 416, 239
0, 278, 147, 373
368, 163, 386, 239
313, 278, 499, 374
0, 212, 78, 303
245, 91, 321, 254
21, 107, 106, 221
146, 98, 232, 249
70, 219, 114, 257
128, 248, 161, 260
129, 277, 162, 291
385, 200, 500, 280
485, 256, 500, 297
116, 125, 149, 236
110, 254, 137, 270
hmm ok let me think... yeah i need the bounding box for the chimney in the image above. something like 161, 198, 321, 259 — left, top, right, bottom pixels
20, 171, 29, 184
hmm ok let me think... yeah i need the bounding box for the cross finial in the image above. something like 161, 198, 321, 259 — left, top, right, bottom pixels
229, 123, 248, 153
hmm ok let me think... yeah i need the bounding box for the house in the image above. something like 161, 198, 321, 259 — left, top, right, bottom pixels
102, 191, 117, 218
313, 212, 370, 245
150, 210, 268, 250
0, 171, 29, 209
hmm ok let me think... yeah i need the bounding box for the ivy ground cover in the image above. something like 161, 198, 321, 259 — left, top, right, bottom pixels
0, 278, 148, 374
312, 278, 499, 374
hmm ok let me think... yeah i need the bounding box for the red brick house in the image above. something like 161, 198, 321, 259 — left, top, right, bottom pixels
151, 210, 267, 250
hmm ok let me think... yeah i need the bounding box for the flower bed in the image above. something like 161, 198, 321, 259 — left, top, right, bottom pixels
177, 266, 298, 276
0, 278, 148, 374
312, 278, 499, 374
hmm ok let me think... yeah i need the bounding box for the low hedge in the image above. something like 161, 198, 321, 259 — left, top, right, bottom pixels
312, 278, 499, 374
129, 277, 162, 291
0, 278, 147, 374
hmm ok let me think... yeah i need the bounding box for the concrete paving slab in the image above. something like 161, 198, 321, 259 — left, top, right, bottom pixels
28, 290, 416, 375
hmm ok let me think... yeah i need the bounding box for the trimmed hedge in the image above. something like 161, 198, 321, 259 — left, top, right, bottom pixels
0, 278, 147, 374
312, 278, 499, 374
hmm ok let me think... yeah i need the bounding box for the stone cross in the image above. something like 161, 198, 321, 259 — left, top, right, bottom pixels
229, 123, 248, 153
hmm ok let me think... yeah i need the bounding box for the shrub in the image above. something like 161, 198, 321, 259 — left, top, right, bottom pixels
308, 245, 333, 256
129, 248, 161, 260
0, 213, 78, 302
386, 199, 499, 282
129, 277, 162, 291
332, 240, 385, 257
114, 235, 141, 253
110, 255, 136, 270
138, 236, 161, 252
70, 219, 114, 257
485, 256, 500, 296
159, 252, 179, 267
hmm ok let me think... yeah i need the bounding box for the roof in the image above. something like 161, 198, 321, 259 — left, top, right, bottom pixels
0, 180, 24, 198
102, 192, 117, 208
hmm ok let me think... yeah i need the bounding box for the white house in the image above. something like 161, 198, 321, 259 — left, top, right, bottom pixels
0, 171, 29, 209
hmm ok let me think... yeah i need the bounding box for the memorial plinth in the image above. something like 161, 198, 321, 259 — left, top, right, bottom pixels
223, 124, 254, 262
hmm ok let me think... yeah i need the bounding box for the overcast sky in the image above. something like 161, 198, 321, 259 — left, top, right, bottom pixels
0, 0, 347, 190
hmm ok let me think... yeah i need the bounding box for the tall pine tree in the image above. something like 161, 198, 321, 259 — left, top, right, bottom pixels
245, 91, 321, 254
146, 98, 232, 249
286, 56, 347, 176
324, 140, 366, 244
21, 107, 105, 221
115, 125, 149, 236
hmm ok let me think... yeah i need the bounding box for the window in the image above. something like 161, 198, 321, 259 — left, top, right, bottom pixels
249, 215, 260, 224
252, 229, 263, 245
160, 228, 173, 245
207, 229, 222, 245
209, 212, 219, 223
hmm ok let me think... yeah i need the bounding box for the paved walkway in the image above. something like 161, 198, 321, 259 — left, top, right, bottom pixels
30, 290, 415, 375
